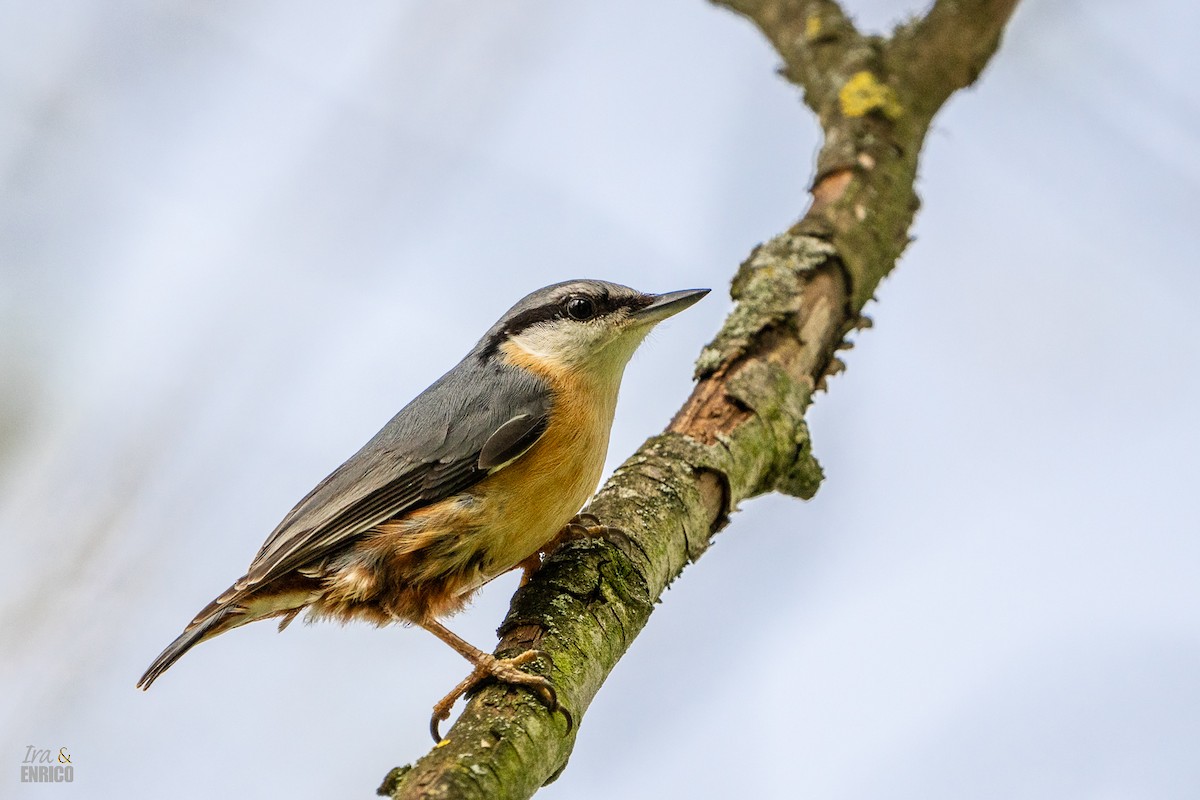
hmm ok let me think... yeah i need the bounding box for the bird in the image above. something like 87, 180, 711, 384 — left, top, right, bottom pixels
137, 278, 709, 739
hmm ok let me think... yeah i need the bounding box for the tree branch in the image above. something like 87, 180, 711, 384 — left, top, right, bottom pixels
716, 0, 862, 113
891, 0, 1023, 114
380, 1, 1021, 797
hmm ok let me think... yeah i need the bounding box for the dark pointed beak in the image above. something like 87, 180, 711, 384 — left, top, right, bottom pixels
631, 288, 710, 325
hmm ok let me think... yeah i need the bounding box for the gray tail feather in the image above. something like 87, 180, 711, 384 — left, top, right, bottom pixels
137, 604, 241, 690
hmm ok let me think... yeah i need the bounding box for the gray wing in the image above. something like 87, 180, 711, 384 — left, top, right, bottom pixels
236, 357, 551, 591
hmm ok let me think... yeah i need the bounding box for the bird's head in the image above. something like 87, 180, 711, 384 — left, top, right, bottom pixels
477, 279, 709, 380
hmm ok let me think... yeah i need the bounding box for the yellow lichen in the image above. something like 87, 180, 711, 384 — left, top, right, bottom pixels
838, 71, 902, 119
805, 15, 822, 39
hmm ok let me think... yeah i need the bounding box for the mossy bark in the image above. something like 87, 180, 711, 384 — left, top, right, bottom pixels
381, 1, 1020, 797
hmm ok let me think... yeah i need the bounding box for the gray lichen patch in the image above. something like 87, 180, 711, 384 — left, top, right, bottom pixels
695, 233, 836, 378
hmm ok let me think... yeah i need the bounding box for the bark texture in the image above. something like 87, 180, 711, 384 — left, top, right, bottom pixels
380, 1, 1020, 797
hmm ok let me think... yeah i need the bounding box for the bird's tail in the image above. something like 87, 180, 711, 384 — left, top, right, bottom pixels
137, 578, 319, 689
136, 589, 248, 690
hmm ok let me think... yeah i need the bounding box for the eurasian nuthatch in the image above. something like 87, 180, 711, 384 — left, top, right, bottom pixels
138, 279, 708, 738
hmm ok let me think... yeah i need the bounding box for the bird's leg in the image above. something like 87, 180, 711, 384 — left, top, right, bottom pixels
417, 617, 569, 742
516, 552, 542, 587
515, 513, 617, 585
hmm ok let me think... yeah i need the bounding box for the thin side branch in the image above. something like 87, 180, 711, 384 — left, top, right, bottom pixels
381, 1, 1020, 797
714, 0, 862, 112
892, 0, 1023, 113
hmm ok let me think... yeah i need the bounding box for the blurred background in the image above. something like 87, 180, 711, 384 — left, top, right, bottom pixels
3, 0, 1198, 797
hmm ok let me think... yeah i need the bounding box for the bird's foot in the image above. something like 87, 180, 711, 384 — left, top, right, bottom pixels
553, 512, 633, 553
517, 513, 625, 586
429, 650, 572, 742
559, 512, 626, 545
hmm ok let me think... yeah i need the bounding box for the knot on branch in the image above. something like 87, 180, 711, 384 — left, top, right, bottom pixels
377, 766, 412, 797
725, 360, 824, 500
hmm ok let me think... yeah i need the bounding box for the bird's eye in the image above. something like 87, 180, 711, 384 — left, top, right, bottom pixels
565, 296, 597, 321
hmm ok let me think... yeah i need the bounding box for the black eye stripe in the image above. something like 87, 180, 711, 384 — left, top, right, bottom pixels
478, 290, 655, 359
506, 293, 609, 332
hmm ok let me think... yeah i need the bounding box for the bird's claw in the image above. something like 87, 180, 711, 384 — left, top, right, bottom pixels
428, 649, 572, 742
570, 512, 602, 529
429, 706, 452, 743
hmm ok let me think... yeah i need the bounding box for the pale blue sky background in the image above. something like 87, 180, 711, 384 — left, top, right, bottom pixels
2, 1, 1198, 798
